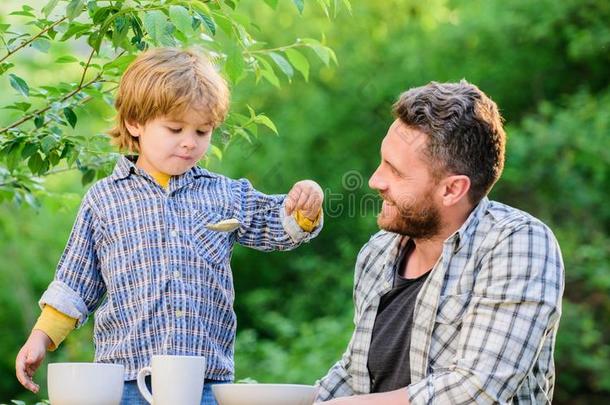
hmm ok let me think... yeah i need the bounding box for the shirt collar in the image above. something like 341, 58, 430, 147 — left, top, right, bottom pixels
445, 196, 490, 253
109, 155, 217, 188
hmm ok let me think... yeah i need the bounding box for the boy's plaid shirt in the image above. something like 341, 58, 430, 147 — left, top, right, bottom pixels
40, 156, 322, 380
316, 198, 564, 404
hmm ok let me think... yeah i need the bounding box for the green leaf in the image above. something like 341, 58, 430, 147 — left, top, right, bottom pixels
269, 52, 294, 79
293, 0, 305, 14
255, 56, 280, 88
263, 0, 279, 9
34, 114, 45, 128
66, 0, 85, 21
198, 13, 216, 35
301, 38, 337, 65
103, 54, 137, 72
48, 150, 60, 165
254, 114, 278, 134
225, 43, 244, 84
59, 21, 91, 41
112, 15, 130, 48
9, 74, 29, 97
211, 12, 232, 35
3, 102, 31, 112
284, 48, 309, 81
41, 134, 60, 153
21, 142, 39, 159
64, 107, 77, 128
28, 152, 46, 175
0, 62, 15, 75
55, 55, 79, 63
42, 0, 60, 17
260, 68, 280, 88
143, 10, 173, 46
32, 38, 51, 53
169, 5, 193, 35
10, 10, 36, 18
208, 144, 222, 160
81, 168, 95, 185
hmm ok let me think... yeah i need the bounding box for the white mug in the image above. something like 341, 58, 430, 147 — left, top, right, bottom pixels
48, 362, 124, 405
137, 355, 206, 405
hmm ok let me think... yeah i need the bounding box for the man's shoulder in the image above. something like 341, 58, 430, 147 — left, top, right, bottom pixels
355, 231, 399, 271
364, 230, 398, 250
483, 199, 557, 242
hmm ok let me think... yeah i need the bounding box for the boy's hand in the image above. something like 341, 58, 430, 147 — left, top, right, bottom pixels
16, 329, 52, 393
285, 180, 324, 220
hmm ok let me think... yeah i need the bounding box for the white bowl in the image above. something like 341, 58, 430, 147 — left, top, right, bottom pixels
212, 383, 316, 405
48, 362, 124, 405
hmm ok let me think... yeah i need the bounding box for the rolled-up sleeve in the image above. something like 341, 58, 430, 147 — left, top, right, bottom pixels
39, 195, 106, 327
408, 222, 564, 404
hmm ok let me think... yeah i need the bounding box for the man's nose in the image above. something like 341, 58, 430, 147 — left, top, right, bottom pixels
369, 168, 385, 191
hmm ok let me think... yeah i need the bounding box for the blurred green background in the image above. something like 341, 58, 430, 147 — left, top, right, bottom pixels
1, 0, 609, 404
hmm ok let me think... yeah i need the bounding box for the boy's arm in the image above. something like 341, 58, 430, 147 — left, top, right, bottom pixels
39, 193, 106, 327
33, 305, 78, 350
233, 179, 323, 251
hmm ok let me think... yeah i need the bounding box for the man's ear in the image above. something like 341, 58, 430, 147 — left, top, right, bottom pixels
124, 120, 141, 137
439, 175, 470, 207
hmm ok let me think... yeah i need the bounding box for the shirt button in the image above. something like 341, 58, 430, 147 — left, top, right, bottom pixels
175, 310, 184, 317
173, 271, 181, 278
170, 229, 178, 238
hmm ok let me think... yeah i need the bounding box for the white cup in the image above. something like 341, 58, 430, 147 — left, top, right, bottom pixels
47, 362, 124, 405
137, 355, 206, 405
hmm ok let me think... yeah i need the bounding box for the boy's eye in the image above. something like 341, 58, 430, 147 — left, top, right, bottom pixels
196, 130, 211, 136
168, 127, 182, 133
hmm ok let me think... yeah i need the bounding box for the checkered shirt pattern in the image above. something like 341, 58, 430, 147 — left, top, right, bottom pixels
316, 198, 564, 404
39, 156, 322, 380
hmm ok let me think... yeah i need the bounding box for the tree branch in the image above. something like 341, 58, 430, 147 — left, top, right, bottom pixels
0, 17, 68, 65
0, 73, 106, 135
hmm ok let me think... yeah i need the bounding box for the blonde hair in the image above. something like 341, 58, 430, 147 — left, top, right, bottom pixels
108, 48, 230, 153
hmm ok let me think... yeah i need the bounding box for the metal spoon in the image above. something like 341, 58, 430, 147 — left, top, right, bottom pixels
205, 202, 283, 232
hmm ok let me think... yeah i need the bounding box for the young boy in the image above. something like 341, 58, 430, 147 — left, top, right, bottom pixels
15, 48, 323, 404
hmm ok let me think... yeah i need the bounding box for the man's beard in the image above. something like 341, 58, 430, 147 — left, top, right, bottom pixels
377, 190, 441, 239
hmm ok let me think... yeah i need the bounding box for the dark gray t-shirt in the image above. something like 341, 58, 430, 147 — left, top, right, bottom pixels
367, 242, 430, 393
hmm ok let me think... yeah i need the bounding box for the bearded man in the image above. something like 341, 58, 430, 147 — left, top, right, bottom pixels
315, 81, 564, 405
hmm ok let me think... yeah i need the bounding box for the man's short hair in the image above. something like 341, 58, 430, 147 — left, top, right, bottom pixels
393, 80, 506, 204
108, 47, 230, 153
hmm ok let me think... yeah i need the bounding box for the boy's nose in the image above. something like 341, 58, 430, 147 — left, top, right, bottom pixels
181, 135, 197, 149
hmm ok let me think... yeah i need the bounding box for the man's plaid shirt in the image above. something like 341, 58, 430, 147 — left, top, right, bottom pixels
316, 198, 564, 404
39, 156, 321, 380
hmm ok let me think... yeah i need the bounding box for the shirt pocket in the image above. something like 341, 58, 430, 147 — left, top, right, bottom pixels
435, 293, 471, 325
189, 210, 232, 264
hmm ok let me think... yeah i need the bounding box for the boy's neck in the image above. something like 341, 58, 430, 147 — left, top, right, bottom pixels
150, 171, 171, 189
134, 157, 171, 189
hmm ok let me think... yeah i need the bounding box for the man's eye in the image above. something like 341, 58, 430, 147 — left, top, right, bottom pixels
168, 127, 182, 133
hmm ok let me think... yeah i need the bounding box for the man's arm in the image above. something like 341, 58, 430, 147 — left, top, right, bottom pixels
316, 352, 356, 401
317, 388, 409, 405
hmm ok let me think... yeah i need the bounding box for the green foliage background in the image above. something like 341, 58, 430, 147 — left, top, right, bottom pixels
1, 0, 609, 404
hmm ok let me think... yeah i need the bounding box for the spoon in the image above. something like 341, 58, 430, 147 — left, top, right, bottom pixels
205, 201, 283, 232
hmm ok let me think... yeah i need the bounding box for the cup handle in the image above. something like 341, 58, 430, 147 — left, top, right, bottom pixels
137, 366, 153, 404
